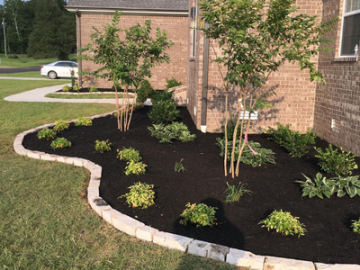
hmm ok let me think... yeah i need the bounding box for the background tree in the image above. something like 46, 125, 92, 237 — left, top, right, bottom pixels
80, 11, 173, 132
197, 0, 336, 178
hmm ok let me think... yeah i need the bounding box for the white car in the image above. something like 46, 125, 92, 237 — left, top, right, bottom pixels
40, 61, 78, 79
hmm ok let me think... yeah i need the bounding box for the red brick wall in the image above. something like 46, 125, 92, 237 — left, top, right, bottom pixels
78, 13, 188, 90
314, 0, 360, 155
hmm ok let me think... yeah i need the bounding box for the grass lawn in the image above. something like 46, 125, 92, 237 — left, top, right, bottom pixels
0, 54, 76, 68
0, 71, 45, 78
45, 93, 122, 99
0, 80, 235, 270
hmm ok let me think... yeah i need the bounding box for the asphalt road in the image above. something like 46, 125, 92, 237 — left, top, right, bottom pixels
0, 66, 41, 74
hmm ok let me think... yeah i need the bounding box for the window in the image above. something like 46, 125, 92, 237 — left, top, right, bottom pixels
190, 0, 197, 58
340, 0, 360, 56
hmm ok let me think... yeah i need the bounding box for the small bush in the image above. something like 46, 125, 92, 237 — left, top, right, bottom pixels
117, 147, 142, 162
95, 140, 111, 153
124, 161, 147, 175
221, 115, 243, 141
53, 120, 69, 132
148, 99, 180, 124
174, 159, 186, 172
265, 123, 317, 157
37, 128, 56, 140
89, 86, 98, 92
148, 122, 196, 144
165, 77, 182, 90
75, 117, 92, 126
180, 203, 217, 228
352, 219, 360, 234
73, 84, 81, 92
150, 90, 174, 103
136, 80, 153, 104
50, 137, 71, 150
119, 182, 155, 209
70, 69, 76, 87
314, 144, 358, 176
224, 182, 252, 204
259, 210, 306, 237
62, 85, 70, 92
9, 54, 19, 59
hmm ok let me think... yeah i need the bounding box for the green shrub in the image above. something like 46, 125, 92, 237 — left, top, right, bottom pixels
9, 54, 19, 59
314, 144, 358, 176
73, 84, 81, 92
117, 147, 142, 162
331, 175, 360, 198
112, 82, 121, 91
180, 203, 217, 228
53, 120, 69, 132
136, 80, 153, 103
119, 182, 155, 209
224, 182, 252, 204
95, 140, 111, 153
37, 128, 56, 140
265, 123, 317, 157
148, 122, 196, 144
70, 69, 76, 87
150, 90, 174, 103
259, 210, 306, 237
50, 137, 72, 150
124, 161, 147, 175
352, 219, 360, 234
165, 77, 182, 90
148, 99, 180, 124
174, 159, 186, 172
62, 85, 71, 92
221, 115, 243, 141
216, 138, 275, 167
75, 117, 92, 126
89, 86, 98, 92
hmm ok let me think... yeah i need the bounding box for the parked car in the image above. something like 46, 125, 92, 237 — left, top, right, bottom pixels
40, 61, 78, 79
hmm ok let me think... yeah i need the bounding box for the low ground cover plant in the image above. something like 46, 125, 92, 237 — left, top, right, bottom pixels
266, 123, 317, 157
148, 99, 180, 124
148, 122, 196, 143
75, 117, 92, 126
352, 219, 360, 234
95, 140, 111, 153
50, 137, 71, 150
37, 128, 56, 140
89, 86, 98, 92
259, 210, 306, 237
174, 159, 186, 172
314, 144, 358, 176
125, 161, 147, 175
62, 85, 70, 92
224, 182, 252, 204
119, 182, 155, 209
73, 84, 81, 92
180, 203, 217, 228
53, 120, 70, 132
117, 147, 142, 162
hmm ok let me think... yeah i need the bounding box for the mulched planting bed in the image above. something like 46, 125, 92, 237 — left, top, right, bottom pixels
55, 87, 161, 93
23, 106, 360, 264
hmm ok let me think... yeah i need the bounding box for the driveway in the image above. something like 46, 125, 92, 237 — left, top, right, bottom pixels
0, 66, 41, 74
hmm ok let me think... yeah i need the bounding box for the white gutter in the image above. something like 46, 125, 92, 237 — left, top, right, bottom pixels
67, 8, 188, 17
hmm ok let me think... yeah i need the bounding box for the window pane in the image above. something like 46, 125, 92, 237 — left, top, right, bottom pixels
345, 0, 360, 12
341, 13, 360, 55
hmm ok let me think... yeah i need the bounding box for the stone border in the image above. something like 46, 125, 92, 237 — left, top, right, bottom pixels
12, 112, 360, 270
53, 91, 135, 96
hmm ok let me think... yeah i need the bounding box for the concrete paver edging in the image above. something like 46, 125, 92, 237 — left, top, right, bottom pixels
12, 111, 360, 270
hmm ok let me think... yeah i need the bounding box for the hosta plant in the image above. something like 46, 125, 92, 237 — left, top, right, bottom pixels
75, 117, 92, 126
174, 159, 186, 172
89, 86, 98, 92
73, 84, 81, 92
117, 147, 142, 162
331, 175, 360, 198
62, 85, 70, 92
314, 144, 358, 176
259, 210, 306, 237
50, 137, 72, 150
148, 122, 196, 144
180, 203, 217, 228
95, 140, 111, 153
53, 120, 70, 133
124, 161, 147, 175
119, 182, 155, 209
148, 123, 176, 143
37, 128, 56, 140
224, 182, 252, 204
352, 219, 360, 234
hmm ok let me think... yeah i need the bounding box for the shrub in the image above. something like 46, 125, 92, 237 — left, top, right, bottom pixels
150, 90, 174, 103
352, 219, 360, 234
62, 85, 70, 92
73, 84, 81, 92
124, 161, 147, 175
53, 120, 69, 132
180, 203, 217, 228
165, 77, 182, 90
259, 210, 306, 237
112, 82, 121, 92
224, 182, 252, 204
89, 86, 98, 92
50, 137, 71, 150
70, 69, 76, 87
117, 147, 142, 162
75, 117, 92, 126
37, 128, 56, 140
119, 182, 155, 209
148, 99, 180, 124
265, 123, 317, 157
136, 80, 153, 104
314, 144, 358, 176
221, 115, 243, 141
174, 159, 186, 172
95, 140, 111, 153
148, 122, 196, 144
9, 54, 19, 59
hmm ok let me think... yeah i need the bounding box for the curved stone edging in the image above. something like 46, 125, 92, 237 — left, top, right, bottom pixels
53, 91, 135, 95
12, 112, 360, 270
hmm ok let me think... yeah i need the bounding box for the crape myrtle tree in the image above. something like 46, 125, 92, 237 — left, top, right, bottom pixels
197, 0, 336, 178
79, 11, 173, 132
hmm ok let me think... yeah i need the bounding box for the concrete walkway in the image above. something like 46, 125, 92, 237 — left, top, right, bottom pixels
0, 77, 70, 81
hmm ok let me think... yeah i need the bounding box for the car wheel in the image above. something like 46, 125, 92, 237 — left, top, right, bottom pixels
48, 71, 57, 79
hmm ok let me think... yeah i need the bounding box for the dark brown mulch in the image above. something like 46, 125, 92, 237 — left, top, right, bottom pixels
55, 88, 162, 93
22, 106, 360, 264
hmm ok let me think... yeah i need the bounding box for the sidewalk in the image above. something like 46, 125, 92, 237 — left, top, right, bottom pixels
0, 77, 70, 81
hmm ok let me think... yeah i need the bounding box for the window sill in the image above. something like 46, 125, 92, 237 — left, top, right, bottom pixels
189, 57, 196, 62
333, 57, 358, 62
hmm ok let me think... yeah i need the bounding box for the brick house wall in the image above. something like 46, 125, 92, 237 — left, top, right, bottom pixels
314, 0, 360, 155
187, 0, 323, 134
77, 13, 188, 90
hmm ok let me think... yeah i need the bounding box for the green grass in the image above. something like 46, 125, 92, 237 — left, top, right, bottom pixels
0, 71, 44, 78
0, 80, 236, 270
45, 93, 122, 99
0, 54, 76, 68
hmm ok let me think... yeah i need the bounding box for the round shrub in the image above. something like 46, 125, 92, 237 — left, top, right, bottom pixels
119, 182, 155, 209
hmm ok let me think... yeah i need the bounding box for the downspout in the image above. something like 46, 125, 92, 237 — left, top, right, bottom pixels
76, 11, 82, 87
200, 23, 210, 133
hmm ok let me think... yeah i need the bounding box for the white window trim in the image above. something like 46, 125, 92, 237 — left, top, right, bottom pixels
338, 0, 360, 57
